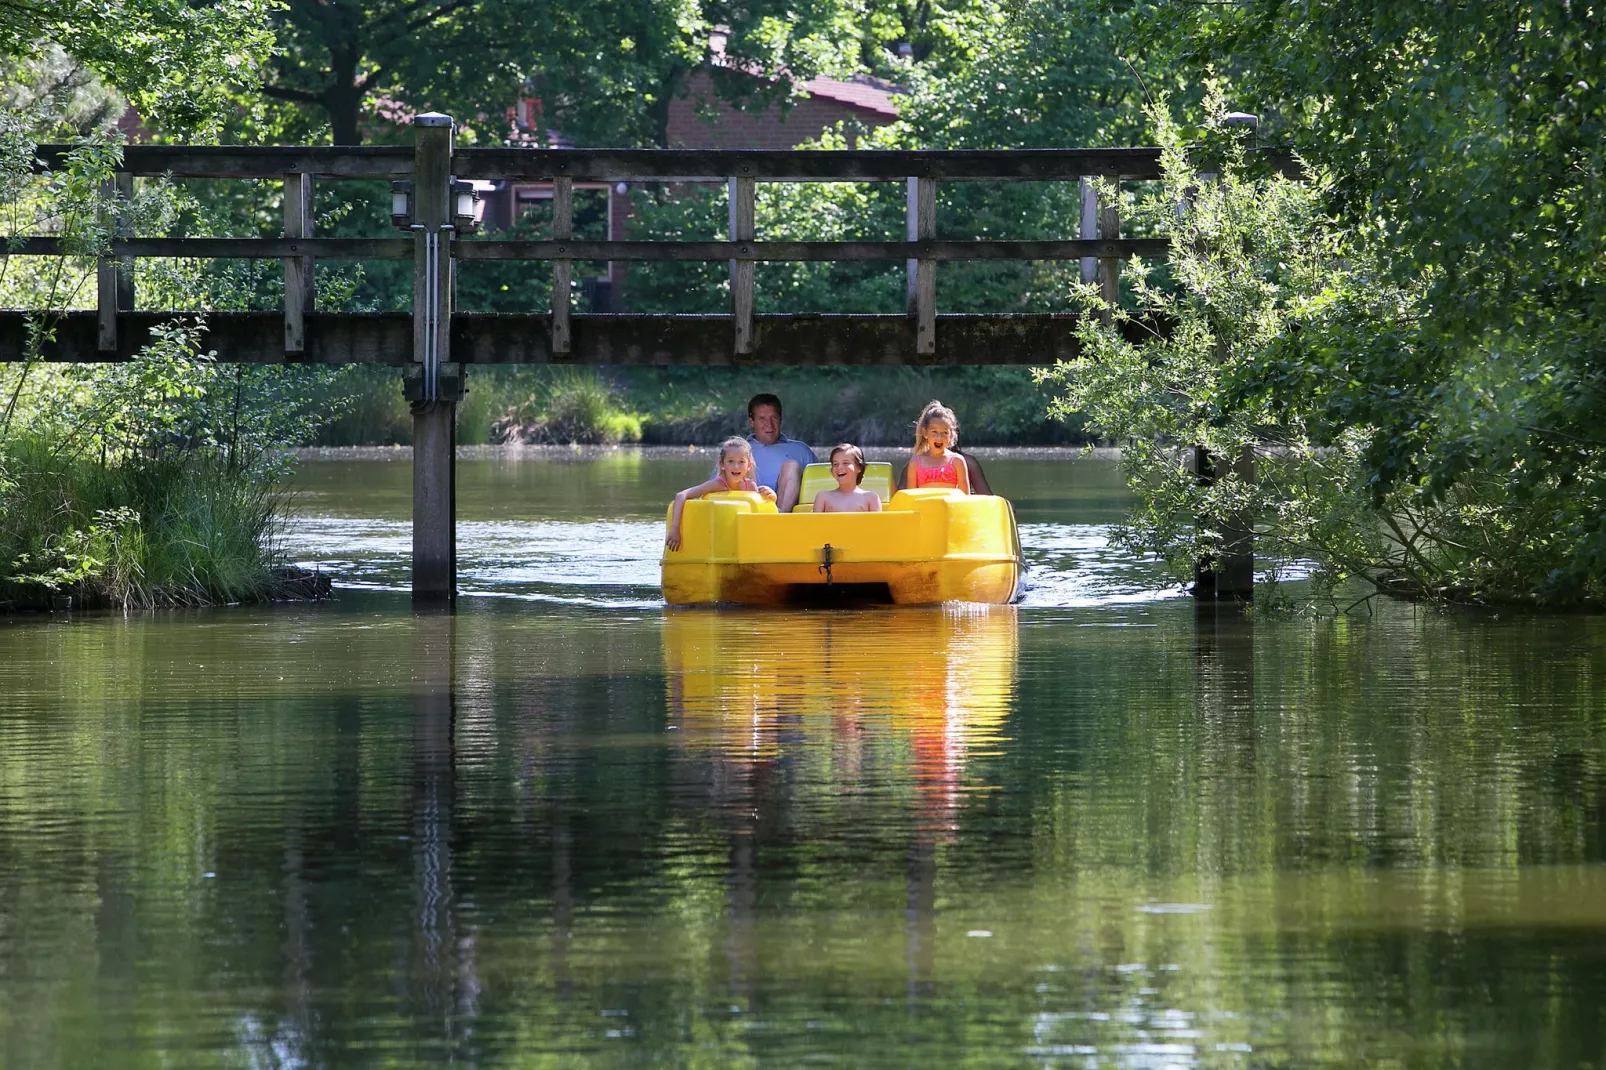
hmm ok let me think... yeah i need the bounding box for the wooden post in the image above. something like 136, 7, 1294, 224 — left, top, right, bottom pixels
1098, 193, 1119, 325
1078, 177, 1097, 285
1192, 112, 1260, 603
97, 173, 132, 352
728, 174, 755, 356
1191, 445, 1257, 600
906, 176, 935, 355
409, 113, 460, 605
551, 176, 572, 355
283, 171, 314, 355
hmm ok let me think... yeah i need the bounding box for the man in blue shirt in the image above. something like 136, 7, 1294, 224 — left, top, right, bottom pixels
716, 392, 816, 512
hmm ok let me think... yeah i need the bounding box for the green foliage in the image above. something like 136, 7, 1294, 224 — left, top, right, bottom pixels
1110, 0, 1606, 603
1041, 92, 1606, 607
250, 0, 881, 145
2, 0, 273, 137
495, 370, 645, 445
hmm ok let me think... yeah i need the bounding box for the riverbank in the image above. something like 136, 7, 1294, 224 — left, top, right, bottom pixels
0, 443, 329, 613
308, 367, 1089, 449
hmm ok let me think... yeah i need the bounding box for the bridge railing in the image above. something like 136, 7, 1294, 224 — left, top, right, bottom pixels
15, 114, 1294, 372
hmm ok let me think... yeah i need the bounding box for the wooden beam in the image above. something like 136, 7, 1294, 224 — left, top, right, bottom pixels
550, 176, 572, 354
33, 143, 1299, 184
907, 176, 935, 355
114, 173, 134, 313
283, 172, 314, 355
10, 235, 1169, 263
457, 238, 1168, 263
456, 147, 1176, 182
0, 310, 1167, 366
96, 174, 129, 352
1099, 197, 1120, 324
1079, 178, 1098, 284
8, 237, 413, 259
34, 144, 413, 179
0, 312, 410, 363
410, 113, 457, 605
729, 175, 755, 356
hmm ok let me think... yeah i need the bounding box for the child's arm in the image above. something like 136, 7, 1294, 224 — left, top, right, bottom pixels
865, 492, 882, 512
666, 478, 724, 550
903, 457, 919, 491
955, 454, 971, 494
813, 492, 830, 512
755, 484, 777, 502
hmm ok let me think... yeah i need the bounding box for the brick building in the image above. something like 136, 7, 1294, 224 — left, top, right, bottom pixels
478, 64, 901, 309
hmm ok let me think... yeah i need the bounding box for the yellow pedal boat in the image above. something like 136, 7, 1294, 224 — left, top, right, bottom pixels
661, 462, 1023, 605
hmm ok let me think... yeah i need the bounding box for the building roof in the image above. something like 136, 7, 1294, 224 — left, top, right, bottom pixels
797, 74, 901, 119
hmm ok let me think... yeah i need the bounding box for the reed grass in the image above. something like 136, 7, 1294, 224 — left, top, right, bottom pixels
0, 437, 295, 610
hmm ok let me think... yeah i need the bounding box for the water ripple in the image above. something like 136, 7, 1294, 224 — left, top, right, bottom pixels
284, 514, 1184, 609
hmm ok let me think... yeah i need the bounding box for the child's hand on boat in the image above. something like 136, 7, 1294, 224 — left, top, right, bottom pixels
756, 485, 777, 502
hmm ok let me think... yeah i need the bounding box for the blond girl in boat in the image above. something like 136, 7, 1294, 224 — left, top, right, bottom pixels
813, 444, 883, 513
903, 400, 970, 494
665, 436, 777, 550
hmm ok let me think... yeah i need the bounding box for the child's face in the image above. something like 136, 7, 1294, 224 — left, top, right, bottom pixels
923, 418, 954, 452
719, 450, 751, 483
830, 453, 860, 489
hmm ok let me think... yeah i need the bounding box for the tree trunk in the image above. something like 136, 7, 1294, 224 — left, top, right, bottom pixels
647, 65, 687, 148
323, 44, 364, 145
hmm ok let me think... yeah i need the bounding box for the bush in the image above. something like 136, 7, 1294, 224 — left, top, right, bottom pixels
0, 438, 291, 610
490, 370, 644, 445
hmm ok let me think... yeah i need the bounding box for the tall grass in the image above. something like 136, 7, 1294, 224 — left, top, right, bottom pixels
0, 437, 292, 610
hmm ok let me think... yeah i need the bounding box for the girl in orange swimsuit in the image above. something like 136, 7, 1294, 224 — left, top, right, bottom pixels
904, 400, 971, 493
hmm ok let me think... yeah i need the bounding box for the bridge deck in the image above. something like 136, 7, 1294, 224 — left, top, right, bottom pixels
0, 310, 1158, 366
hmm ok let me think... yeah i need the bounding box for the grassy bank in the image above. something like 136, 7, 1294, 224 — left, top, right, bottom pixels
0, 438, 318, 611
310, 366, 1086, 447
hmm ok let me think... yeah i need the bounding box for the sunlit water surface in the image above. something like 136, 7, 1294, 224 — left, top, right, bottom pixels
1, 450, 1604, 1068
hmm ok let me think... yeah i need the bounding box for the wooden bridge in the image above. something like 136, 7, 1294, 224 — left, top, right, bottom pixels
8, 113, 1285, 603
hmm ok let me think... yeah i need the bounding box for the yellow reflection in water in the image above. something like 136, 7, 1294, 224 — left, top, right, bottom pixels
662, 605, 1018, 826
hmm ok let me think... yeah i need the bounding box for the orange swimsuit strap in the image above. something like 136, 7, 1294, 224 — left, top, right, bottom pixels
915, 459, 958, 487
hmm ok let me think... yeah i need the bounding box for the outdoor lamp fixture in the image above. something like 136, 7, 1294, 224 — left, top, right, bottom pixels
452, 179, 483, 232
390, 180, 413, 228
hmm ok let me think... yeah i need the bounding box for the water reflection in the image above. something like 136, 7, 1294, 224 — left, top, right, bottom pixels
3, 547, 1606, 1064
664, 606, 1015, 827
662, 606, 1019, 1008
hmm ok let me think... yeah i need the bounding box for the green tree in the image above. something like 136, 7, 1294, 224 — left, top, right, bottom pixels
1043, 91, 1606, 607
1117, 0, 1606, 601
254, 0, 871, 145
3, 0, 273, 137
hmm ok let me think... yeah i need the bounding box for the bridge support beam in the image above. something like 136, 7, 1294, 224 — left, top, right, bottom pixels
410, 113, 459, 605
407, 364, 464, 604
1191, 445, 1256, 601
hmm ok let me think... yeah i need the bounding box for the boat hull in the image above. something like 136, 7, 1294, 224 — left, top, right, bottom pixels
661, 488, 1022, 606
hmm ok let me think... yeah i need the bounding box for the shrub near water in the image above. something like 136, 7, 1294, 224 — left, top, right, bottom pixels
491, 370, 644, 445
0, 441, 284, 610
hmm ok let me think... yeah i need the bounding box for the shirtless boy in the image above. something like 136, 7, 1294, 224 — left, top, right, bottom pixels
812, 444, 883, 513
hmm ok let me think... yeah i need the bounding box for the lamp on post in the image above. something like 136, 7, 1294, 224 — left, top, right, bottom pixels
390, 180, 413, 228
452, 179, 484, 233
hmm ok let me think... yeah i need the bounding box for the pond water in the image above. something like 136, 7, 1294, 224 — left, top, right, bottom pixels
2, 450, 1604, 1068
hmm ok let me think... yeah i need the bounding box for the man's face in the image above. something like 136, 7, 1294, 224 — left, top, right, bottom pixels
748, 403, 782, 445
